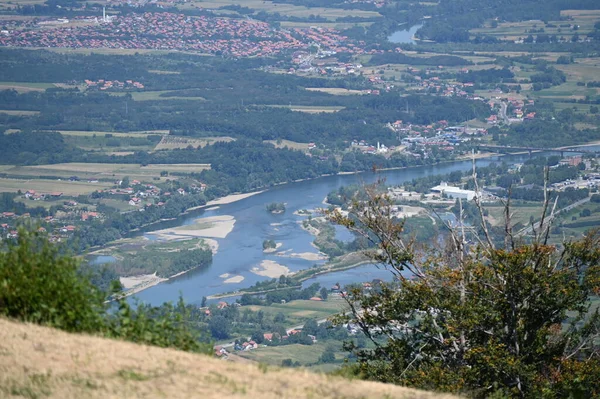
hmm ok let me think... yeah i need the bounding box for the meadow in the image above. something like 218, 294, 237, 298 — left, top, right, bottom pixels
180, 0, 381, 21
0, 177, 111, 195
245, 296, 348, 327
0, 163, 211, 185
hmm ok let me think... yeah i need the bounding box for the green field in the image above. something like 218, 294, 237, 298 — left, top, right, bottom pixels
485, 204, 545, 228
0, 163, 211, 185
265, 105, 345, 113
179, 0, 380, 21
53, 130, 170, 138
0, 110, 40, 116
245, 297, 348, 327
14, 196, 96, 210
555, 200, 600, 237
131, 91, 206, 101
154, 136, 235, 151
264, 139, 311, 150
238, 341, 346, 367
0, 81, 55, 92
0, 177, 112, 195
471, 16, 594, 41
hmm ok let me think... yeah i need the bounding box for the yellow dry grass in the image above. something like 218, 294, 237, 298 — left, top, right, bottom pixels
0, 318, 458, 399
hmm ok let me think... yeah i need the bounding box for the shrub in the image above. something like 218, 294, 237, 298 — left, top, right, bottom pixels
0, 229, 212, 354
0, 230, 106, 333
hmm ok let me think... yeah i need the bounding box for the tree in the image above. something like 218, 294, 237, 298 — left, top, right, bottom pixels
0, 229, 212, 354
274, 312, 286, 323
208, 315, 231, 340
303, 319, 319, 335
319, 346, 336, 363
0, 229, 106, 333
328, 178, 600, 397
251, 329, 265, 344
201, 296, 207, 308
320, 287, 329, 300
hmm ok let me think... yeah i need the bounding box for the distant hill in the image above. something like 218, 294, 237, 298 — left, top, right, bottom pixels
0, 318, 459, 399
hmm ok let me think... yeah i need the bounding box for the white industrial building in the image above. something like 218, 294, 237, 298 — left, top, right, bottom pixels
430, 182, 477, 201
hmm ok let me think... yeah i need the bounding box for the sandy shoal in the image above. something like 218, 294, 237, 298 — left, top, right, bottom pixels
251, 260, 290, 278
289, 252, 327, 261
275, 250, 327, 261
151, 215, 235, 240
263, 242, 283, 253
119, 273, 166, 290
206, 191, 263, 206
223, 275, 245, 284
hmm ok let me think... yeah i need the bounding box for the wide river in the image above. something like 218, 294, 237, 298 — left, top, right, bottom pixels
132, 152, 565, 306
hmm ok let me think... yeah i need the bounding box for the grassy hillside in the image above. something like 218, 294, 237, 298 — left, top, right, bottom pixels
0, 318, 458, 399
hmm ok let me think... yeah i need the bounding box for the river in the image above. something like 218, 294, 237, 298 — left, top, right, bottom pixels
128, 152, 557, 307
387, 23, 423, 44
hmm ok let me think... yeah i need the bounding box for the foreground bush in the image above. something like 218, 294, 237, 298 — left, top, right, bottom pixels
0, 230, 212, 354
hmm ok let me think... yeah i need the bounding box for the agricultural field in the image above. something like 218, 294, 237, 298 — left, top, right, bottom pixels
484, 204, 544, 228
238, 341, 347, 368
0, 81, 55, 92
179, 0, 381, 21
264, 139, 311, 150
554, 200, 600, 238
131, 90, 206, 102
265, 105, 345, 113
53, 130, 170, 138
0, 177, 111, 195
0, 109, 40, 116
154, 136, 235, 151
279, 21, 373, 29
14, 196, 95, 210
470, 13, 595, 41
244, 296, 349, 328
0, 163, 211, 184
305, 87, 367, 96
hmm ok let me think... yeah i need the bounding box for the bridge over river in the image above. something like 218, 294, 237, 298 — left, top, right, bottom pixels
477, 144, 600, 157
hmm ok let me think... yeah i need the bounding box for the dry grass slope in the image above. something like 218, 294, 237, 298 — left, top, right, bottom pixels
0, 318, 458, 399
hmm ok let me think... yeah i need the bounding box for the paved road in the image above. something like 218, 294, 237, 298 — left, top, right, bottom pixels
499, 101, 511, 125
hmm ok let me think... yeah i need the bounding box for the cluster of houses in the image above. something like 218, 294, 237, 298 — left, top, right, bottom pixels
350, 140, 393, 154
344, 0, 388, 8
390, 119, 478, 153
508, 98, 536, 121
84, 79, 145, 91
102, 180, 205, 208
0, 12, 367, 58
23, 190, 64, 201
0, 211, 83, 242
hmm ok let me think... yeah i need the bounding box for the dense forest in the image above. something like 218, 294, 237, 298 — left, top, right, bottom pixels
0, 49, 490, 148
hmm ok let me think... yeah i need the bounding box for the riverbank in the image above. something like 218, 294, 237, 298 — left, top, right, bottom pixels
149, 215, 236, 240
208, 251, 371, 300
111, 143, 600, 302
